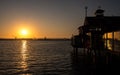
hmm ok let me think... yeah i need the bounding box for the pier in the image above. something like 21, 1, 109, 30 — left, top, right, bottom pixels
71, 8, 120, 75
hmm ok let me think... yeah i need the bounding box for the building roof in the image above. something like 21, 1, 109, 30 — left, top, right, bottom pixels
82, 16, 120, 33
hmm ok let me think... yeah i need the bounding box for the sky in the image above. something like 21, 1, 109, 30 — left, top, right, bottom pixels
0, 0, 120, 39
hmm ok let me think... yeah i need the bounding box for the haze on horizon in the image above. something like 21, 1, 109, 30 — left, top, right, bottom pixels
0, 0, 120, 39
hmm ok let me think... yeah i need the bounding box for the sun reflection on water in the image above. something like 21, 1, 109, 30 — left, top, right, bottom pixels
21, 40, 28, 71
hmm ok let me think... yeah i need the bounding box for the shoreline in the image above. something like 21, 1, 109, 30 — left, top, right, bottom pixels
0, 38, 70, 41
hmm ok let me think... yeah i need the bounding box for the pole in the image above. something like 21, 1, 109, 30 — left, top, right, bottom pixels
85, 6, 88, 17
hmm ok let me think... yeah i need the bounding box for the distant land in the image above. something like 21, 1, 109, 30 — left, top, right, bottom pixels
0, 38, 70, 41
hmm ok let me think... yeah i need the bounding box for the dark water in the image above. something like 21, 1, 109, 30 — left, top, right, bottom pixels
0, 40, 73, 75
1, 40, 120, 75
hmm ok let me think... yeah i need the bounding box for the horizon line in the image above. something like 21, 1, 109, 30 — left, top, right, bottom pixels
0, 38, 70, 40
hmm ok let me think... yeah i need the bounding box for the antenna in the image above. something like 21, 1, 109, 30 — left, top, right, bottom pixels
85, 6, 88, 17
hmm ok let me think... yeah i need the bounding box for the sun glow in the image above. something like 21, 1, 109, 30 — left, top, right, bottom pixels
21, 29, 28, 35
19, 29, 29, 38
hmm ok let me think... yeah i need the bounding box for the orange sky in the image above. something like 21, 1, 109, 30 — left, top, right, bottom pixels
0, 0, 120, 39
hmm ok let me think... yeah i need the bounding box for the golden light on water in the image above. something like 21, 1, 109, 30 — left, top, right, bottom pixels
21, 40, 28, 70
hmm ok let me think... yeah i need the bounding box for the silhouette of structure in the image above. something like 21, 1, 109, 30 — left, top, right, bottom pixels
71, 8, 120, 75
71, 8, 120, 55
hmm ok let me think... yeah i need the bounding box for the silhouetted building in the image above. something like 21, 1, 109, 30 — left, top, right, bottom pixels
72, 8, 120, 52
71, 8, 120, 75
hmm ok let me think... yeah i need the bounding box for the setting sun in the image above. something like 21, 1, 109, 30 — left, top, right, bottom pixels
21, 29, 28, 35
15, 26, 35, 39
18, 29, 30, 38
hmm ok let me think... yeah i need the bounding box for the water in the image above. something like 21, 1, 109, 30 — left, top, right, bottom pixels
1, 40, 120, 75
0, 40, 73, 75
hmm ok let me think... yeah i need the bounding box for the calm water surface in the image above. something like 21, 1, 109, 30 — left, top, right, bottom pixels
0, 40, 73, 75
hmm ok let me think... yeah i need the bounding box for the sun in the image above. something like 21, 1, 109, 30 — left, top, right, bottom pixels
21, 29, 28, 35
17, 28, 33, 38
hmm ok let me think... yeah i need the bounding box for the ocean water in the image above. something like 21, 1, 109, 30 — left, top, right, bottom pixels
1, 39, 119, 75
0, 40, 73, 75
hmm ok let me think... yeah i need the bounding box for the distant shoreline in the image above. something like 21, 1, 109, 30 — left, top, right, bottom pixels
0, 38, 70, 41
